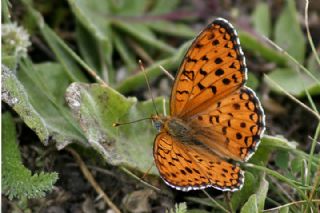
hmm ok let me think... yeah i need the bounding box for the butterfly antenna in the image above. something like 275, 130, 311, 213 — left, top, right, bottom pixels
142, 163, 154, 179
139, 60, 159, 115
113, 117, 152, 127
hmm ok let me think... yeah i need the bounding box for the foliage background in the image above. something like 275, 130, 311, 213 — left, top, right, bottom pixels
2, 0, 320, 212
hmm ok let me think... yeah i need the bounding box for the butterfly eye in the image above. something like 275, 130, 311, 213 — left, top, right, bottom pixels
153, 120, 163, 132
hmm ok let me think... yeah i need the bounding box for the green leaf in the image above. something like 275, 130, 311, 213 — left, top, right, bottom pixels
279, 206, 289, 213
247, 142, 271, 167
40, 25, 90, 82
67, 0, 180, 84
307, 48, 320, 75
231, 172, 256, 210
187, 210, 210, 213
256, 175, 269, 211
2, 0, 11, 23
247, 135, 290, 169
239, 31, 287, 66
275, 150, 289, 170
147, 21, 196, 38
20, 0, 89, 82
68, 0, 175, 56
2, 64, 49, 143
150, 0, 180, 15
252, 2, 271, 37
68, 0, 114, 82
1, 62, 86, 147
67, 0, 112, 37
246, 72, 259, 90
2, 112, 58, 200
113, 21, 175, 54
33, 62, 71, 104
291, 156, 304, 173
116, 57, 175, 93
2, 56, 19, 71
76, 21, 105, 75
232, 157, 269, 211
240, 194, 258, 213
116, 41, 189, 93
274, 0, 305, 63
112, 30, 137, 72
109, 0, 148, 15
260, 135, 298, 150
265, 68, 320, 97
65, 83, 165, 174
166, 203, 187, 213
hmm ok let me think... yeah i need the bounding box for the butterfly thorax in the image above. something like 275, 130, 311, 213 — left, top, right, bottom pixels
152, 115, 194, 143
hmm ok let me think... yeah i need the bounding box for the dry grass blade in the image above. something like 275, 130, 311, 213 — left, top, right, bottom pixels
66, 147, 121, 213
159, 65, 175, 81
202, 190, 230, 213
120, 167, 161, 192
263, 199, 320, 212
262, 36, 320, 85
264, 75, 320, 121
305, 157, 320, 213
305, 0, 320, 66
129, 39, 154, 65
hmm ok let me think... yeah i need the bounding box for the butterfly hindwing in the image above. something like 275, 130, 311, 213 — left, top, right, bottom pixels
154, 132, 244, 191
170, 18, 247, 117
189, 87, 265, 161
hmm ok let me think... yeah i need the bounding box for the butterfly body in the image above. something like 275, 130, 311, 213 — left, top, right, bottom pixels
152, 18, 265, 192
153, 115, 201, 145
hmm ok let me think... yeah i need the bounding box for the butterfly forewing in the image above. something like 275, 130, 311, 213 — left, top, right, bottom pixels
170, 18, 247, 117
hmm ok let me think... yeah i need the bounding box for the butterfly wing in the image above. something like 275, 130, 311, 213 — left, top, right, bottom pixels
153, 132, 244, 191
189, 87, 265, 161
170, 18, 247, 117
156, 18, 264, 191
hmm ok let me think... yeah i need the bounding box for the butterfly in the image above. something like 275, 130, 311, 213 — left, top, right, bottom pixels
151, 18, 265, 191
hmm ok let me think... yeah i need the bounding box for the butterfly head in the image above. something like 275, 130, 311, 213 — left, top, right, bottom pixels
151, 114, 168, 132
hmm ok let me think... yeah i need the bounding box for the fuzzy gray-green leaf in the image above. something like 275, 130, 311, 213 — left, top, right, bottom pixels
2, 64, 49, 143
65, 83, 164, 174
2, 62, 86, 148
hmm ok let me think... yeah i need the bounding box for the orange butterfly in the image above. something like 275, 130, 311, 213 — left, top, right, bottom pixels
152, 18, 265, 191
